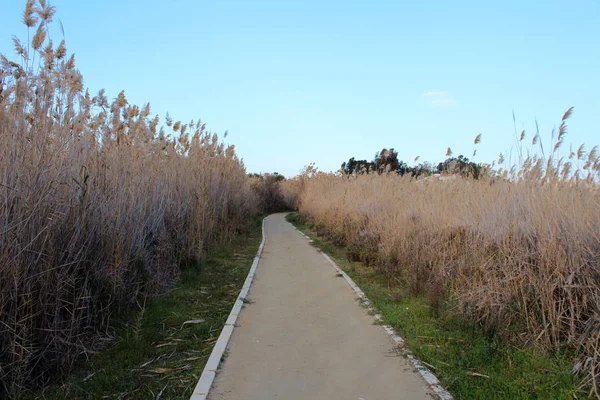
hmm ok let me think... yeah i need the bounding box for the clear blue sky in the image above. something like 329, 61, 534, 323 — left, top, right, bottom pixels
2, 0, 599, 176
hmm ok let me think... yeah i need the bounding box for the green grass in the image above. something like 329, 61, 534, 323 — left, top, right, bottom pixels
286, 212, 582, 400
23, 217, 264, 400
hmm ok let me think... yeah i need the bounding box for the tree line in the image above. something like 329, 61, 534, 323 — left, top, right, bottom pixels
341, 148, 482, 179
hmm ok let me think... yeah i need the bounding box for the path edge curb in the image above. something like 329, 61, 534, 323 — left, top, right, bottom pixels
292, 224, 454, 400
189, 217, 267, 400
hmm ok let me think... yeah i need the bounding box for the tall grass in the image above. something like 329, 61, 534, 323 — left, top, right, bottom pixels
282, 115, 600, 396
0, 1, 257, 395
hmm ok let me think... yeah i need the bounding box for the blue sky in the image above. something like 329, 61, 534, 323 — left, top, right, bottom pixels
1, 0, 599, 176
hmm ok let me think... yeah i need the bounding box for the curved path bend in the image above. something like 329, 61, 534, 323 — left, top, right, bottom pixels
209, 213, 434, 400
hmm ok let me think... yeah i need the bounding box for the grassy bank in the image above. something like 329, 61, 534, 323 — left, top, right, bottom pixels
286, 212, 581, 399
21, 217, 263, 400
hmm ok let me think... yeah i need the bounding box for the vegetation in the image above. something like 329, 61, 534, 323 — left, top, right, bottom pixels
287, 212, 581, 399
248, 173, 289, 212
2, 1, 597, 398
341, 148, 482, 178
282, 112, 600, 397
0, 1, 261, 396
21, 217, 263, 400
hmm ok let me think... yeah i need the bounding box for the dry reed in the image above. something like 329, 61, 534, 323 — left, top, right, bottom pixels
0, 1, 258, 395
282, 115, 600, 396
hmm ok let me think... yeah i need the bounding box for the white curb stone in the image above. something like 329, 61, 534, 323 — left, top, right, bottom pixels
190, 218, 266, 400
291, 222, 454, 400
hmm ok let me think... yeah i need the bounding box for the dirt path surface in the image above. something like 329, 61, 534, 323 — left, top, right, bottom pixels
209, 213, 433, 400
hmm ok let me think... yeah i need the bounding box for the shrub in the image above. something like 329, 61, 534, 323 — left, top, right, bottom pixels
249, 173, 288, 212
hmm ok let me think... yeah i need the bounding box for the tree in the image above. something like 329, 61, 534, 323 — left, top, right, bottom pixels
437, 155, 482, 178
373, 148, 401, 174
342, 149, 414, 176
340, 148, 450, 178
341, 157, 373, 174
397, 160, 410, 176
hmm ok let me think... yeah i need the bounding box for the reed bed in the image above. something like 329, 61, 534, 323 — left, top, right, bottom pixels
282, 122, 600, 395
0, 1, 258, 395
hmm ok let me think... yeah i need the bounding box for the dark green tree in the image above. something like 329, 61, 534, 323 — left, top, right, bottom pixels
341, 157, 373, 174
373, 148, 400, 174
437, 155, 482, 178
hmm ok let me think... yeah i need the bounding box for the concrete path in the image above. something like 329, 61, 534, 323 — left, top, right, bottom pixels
209, 214, 433, 400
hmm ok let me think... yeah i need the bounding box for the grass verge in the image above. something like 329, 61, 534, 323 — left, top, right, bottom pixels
22, 216, 264, 400
286, 212, 581, 400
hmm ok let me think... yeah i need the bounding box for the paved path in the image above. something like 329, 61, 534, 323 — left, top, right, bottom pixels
209, 213, 433, 400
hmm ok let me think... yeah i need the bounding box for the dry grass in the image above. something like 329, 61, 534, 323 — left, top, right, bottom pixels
282, 114, 600, 396
0, 1, 258, 396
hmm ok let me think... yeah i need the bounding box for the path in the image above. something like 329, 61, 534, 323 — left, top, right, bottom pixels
209, 213, 434, 400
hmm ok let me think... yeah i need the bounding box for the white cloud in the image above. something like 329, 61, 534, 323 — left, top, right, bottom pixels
422, 90, 457, 107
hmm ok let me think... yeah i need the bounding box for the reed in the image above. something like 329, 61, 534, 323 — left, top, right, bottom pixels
0, 1, 258, 395
282, 115, 600, 396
